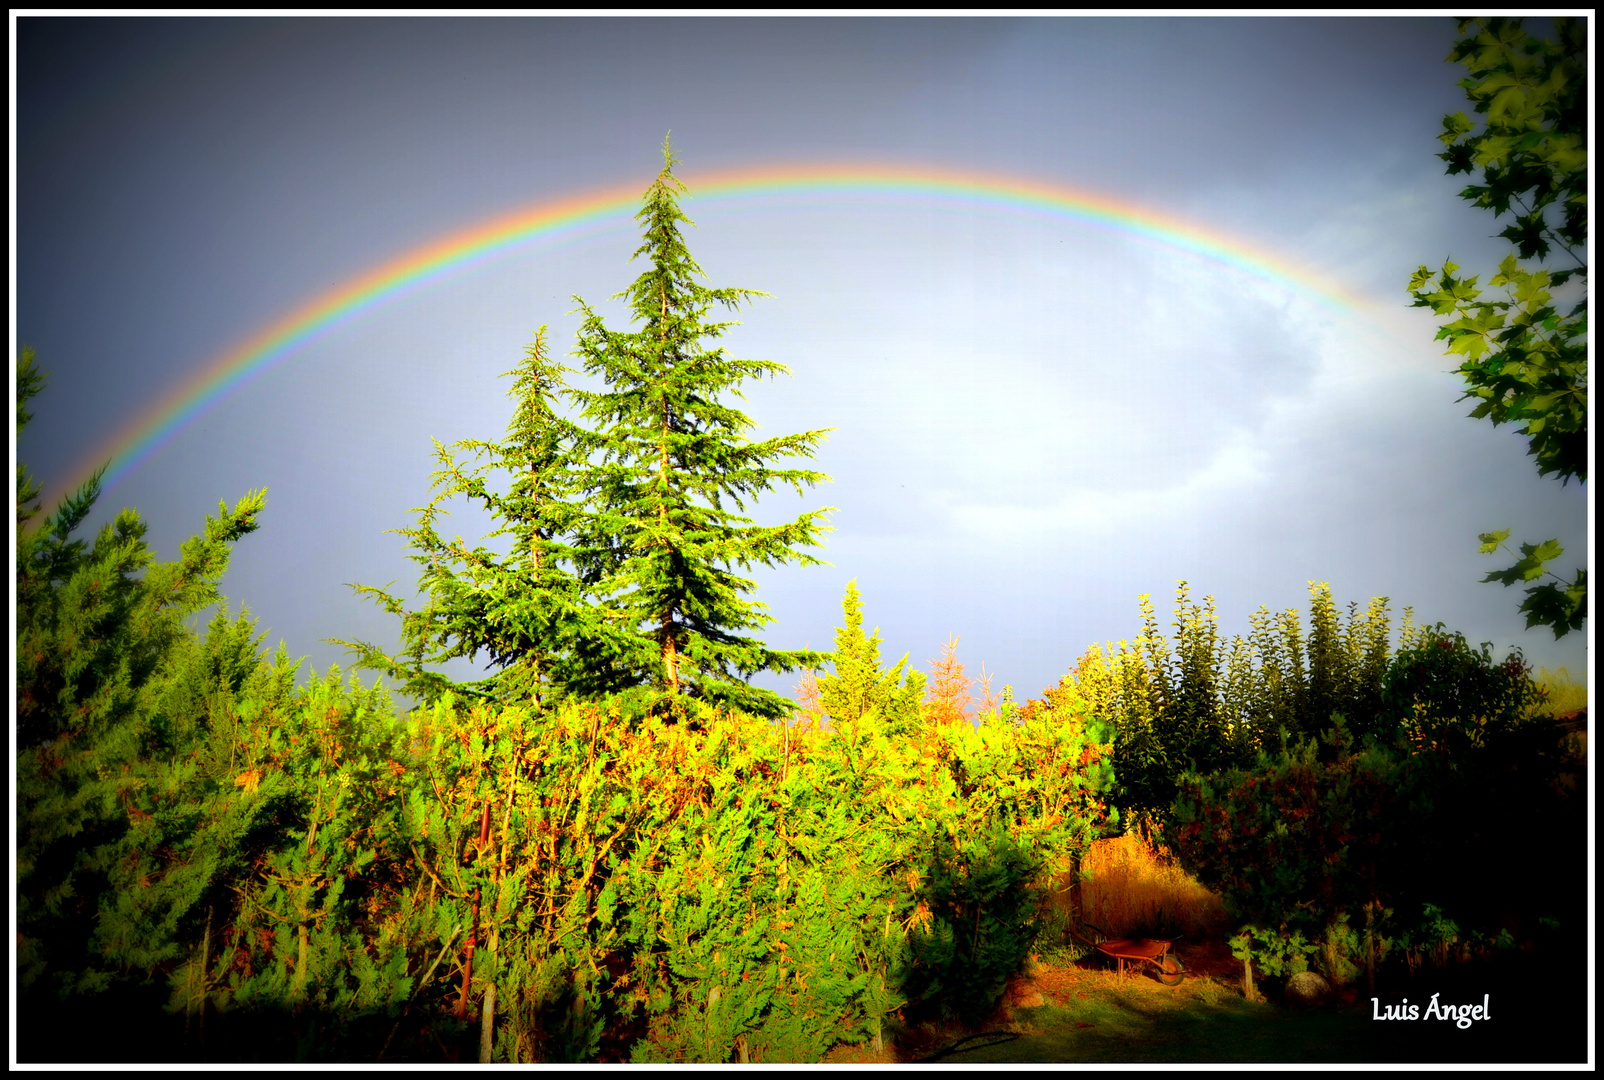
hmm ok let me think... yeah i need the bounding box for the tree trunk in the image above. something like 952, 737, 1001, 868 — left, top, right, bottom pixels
662, 620, 680, 696
1069, 851, 1084, 930
293, 923, 310, 1002
707, 983, 721, 1061
458, 802, 494, 1021
479, 981, 497, 1063
1364, 902, 1376, 995
198, 905, 212, 1045
457, 899, 480, 1022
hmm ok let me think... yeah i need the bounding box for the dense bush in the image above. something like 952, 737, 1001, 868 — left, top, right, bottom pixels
401, 693, 1116, 1062
1168, 693, 1580, 993
18, 664, 1118, 1063
1053, 578, 1583, 998
1168, 725, 1407, 934
1377, 622, 1545, 745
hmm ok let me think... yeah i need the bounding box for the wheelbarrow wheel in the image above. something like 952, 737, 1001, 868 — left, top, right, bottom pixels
1157, 953, 1185, 986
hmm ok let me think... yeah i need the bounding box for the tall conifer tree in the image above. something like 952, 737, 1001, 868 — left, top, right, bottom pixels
339, 327, 617, 706
568, 136, 832, 717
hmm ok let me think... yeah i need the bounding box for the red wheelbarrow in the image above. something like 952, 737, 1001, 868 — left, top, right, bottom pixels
1072, 923, 1185, 986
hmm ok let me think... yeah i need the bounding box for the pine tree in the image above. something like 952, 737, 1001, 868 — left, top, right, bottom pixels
339, 327, 620, 707
923, 635, 975, 728
814, 580, 924, 733
567, 136, 833, 718
15, 346, 265, 998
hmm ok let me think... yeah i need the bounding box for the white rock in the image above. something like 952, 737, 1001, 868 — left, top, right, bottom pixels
1284, 970, 1331, 1006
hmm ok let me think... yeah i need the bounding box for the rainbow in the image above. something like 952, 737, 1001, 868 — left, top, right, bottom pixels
43, 161, 1373, 511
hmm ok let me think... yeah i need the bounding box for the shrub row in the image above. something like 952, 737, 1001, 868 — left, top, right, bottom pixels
20, 613, 1117, 1063
1048, 582, 1584, 996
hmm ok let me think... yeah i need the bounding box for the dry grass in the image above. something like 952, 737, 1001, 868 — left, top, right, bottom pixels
1530, 666, 1587, 719
1077, 834, 1229, 940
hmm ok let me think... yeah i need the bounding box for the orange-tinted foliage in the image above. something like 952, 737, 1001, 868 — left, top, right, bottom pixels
793, 667, 826, 726
977, 663, 1000, 716
923, 634, 974, 727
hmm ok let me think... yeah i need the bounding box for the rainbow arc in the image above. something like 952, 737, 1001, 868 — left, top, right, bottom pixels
42, 161, 1375, 511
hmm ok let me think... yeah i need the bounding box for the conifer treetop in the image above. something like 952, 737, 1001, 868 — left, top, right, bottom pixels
566, 137, 834, 717
924, 634, 975, 728
816, 580, 917, 727
337, 327, 624, 707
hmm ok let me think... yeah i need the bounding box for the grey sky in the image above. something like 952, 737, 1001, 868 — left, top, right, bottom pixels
15, 15, 1590, 707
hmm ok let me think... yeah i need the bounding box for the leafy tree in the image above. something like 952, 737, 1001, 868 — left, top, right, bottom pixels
1096, 588, 1235, 828
1407, 16, 1587, 638
338, 327, 622, 708
1072, 583, 1398, 832
814, 580, 924, 734
1152, 584, 1237, 774
567, 136, 833, 717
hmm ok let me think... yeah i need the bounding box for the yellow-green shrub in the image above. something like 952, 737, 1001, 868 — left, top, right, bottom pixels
389, 691, 1117, 1063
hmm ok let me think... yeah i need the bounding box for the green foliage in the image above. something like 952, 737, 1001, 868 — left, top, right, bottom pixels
1407, 16, 1587, 639
814, 581, 924, 736
1314, 912, 1362, 988
16, 349, 267, 1001
1475, 529, 1587, 639
615, 708, 914, 1063
16, 344, 48, 530
120, 660, 413, 1059
567, 136, 833, 718
904, 822, 1044, 1027
338, 327, 624, 708
1169, 617, 1575, 984
1378, 622, 1543, 750
212, 672, 407, 986
17, 349, 432, 1060
1062, 582, 1395, 829
395, 698, 634, 1063
1228, 925, 1317, 979
282, 691, 1112, 1064
609, 692, 1114, 1061
1170, 729, 1408, 932
1392, 903, 1465, 976
42, 683, 1104, 1065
